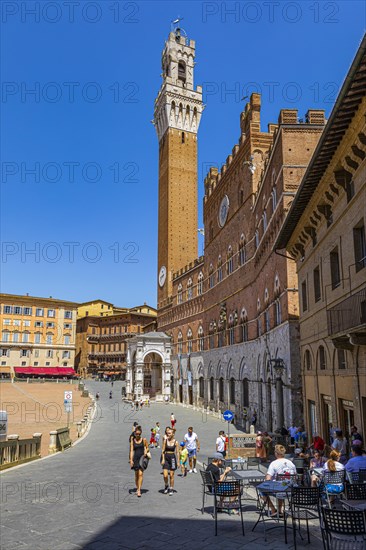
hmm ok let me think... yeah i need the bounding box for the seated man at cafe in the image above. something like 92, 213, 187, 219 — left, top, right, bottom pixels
345, 445, 366, 473
206, 453, 238, 514
263, 444, 297, 516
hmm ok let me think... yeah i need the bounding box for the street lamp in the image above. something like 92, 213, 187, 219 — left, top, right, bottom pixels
269, 358, 286, 430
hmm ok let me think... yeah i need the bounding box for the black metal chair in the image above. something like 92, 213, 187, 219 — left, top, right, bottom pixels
321, 507, 366, 549
284, 486, 321, 550
344, 483, 366, 502
247, 457, 261, 469
359, 469, 366, 483
322, 470, 345, 507
200, 469, 215, 514
213, 480, 244, 536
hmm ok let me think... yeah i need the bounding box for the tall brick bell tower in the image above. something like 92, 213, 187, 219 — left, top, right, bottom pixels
154, 26, 203, 308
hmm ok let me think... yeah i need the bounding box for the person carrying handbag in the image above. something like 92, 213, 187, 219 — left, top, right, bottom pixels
130, 426, 149, 497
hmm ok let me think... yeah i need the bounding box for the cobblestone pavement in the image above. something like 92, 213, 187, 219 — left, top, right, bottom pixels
0, 381, 324, 549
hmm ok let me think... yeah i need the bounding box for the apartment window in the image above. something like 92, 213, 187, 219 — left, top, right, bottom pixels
337, 349, 346, 369
34, 362, 39, 366
3, 306, 12, 314
13, 320, 21, 326
319, 346, 326, 370
23, 320, 30, 327
227, 247, 233, 275
47, 350, 53, 358
272, 187, 277, 210
257, 317, 262, 338
3, 319, 10, 326
1, 349, 9, 357
62, 351, 70, 359
21, 361, 26, 366
22, 332, 29, 343
23, 307, 32, 316
63, 362, 68, 367
313, 266, 321, 302
177, 284, 183, 305
330, 248, 341, 289
1, 362, 6, 366
198, 327, 204, 352
177, 332, 183, 354
34, 333, 41, 344
187, 279, 193, 300
46, 362, 50, 366
275, 300, 282, 325
217, 257, 223, 282
187, 330, 193, 354
36, 308, 44, 316
47, 309, 55, 318
265, 310, 270, 332
301, 281, 308, 312
35, 321, 43, 328
353, 221, 366, 272
305, 349, 312, 371
64, 310, 72, 319
46, 334, 53, 345
20, 349, 28, 357
13, 332, 19, 343
34, 350, 39, 358
14, 307, 22, 315
197, 273, 204, 296
46, 322, 54, 328
64, 335, 70, 345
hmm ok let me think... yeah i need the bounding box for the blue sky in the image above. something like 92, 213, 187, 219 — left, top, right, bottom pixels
1, 0, 365, 308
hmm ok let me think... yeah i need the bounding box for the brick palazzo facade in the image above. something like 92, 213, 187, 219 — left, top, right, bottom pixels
152, 27, 327, 430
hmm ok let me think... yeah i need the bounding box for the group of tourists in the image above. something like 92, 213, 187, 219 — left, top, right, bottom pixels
129, 416, 200, 497
132, 398, 150, 410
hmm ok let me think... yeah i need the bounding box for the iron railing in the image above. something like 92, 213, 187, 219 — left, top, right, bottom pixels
327, 287, 366, 335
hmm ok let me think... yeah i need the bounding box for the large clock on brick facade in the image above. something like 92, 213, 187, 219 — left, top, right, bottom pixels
218, 195, 230, 228
159, 265, 167, 288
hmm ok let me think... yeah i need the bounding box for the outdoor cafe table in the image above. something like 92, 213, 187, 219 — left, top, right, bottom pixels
342, 499, 366, 512
229, 469, 265, 482
252, 480, 293, 540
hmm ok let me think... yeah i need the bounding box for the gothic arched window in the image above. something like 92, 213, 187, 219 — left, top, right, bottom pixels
178, 61, 186, 83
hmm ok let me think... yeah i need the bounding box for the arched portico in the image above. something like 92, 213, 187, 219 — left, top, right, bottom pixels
127, 332, 172, 402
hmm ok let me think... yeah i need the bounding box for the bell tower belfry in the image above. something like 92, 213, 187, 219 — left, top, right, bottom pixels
154, 27, 203, 308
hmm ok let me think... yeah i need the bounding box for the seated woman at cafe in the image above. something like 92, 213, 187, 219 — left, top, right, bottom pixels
309, 450, 327, 486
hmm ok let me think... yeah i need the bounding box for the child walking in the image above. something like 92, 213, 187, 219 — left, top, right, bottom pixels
179, 441, 188, 477
149, 428, 156, 448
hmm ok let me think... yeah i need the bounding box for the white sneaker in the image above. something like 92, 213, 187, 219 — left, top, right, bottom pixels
163, 486, 169, 494
189, 469, 193, 473
169, 489, 174, 496
193, 468, 197, 474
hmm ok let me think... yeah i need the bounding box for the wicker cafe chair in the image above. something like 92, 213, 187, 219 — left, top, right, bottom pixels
200, 469, 215, 514
213, 480, 244, 536
321, 507, 366, 550
284, 486, 321, 550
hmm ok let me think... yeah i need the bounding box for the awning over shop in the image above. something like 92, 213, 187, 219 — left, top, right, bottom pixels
14, 367, 76, 376
0, 366, 11, 374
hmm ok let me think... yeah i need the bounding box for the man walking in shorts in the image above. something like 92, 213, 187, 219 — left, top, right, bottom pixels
184, 426, 200, 473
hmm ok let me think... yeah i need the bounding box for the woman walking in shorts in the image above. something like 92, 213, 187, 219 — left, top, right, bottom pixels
130, 425, 149, 497
161, 427, 179, 495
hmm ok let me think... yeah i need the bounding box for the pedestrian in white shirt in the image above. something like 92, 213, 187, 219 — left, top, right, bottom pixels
184, 426, 200, 473
216, 430, 226, 458
263, 444, 297, 516
331, 430, 347, 464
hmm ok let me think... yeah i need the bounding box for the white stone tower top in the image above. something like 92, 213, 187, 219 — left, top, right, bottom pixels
154, 27, 204, 141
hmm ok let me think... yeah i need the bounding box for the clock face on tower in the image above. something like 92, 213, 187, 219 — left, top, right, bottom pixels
218, 195, 230, 228
159, 266, 167, 288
